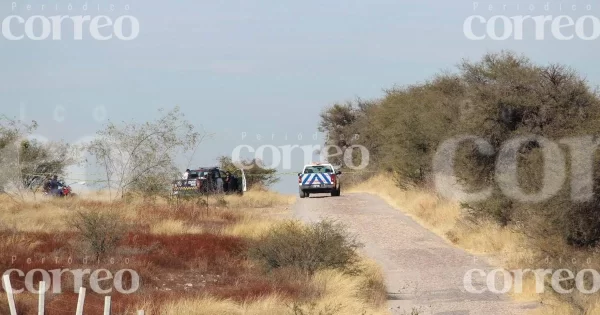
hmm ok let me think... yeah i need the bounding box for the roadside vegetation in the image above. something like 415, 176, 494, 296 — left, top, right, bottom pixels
320, 51, 600, 314
0, 109, 388, 314
0, 117, 74, 201
0, 192, 387, 315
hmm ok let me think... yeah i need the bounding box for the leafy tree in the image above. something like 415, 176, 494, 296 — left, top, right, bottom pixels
88, 107, 201, 200
218, 156, 279, 189
19, 140, 75, 191
318, 51, 600, 246
319, 99, 378, 173
0, 116, 74, 199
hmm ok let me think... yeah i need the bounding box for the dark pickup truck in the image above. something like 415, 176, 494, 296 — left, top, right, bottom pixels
171, 167, 246, 197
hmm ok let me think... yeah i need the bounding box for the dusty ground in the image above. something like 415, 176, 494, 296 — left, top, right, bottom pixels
293, 192, 539, 315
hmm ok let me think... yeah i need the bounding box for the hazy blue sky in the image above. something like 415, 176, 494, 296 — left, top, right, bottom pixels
2, 0, 599, 192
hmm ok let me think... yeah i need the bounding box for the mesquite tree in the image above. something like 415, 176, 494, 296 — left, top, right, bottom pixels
0, 116, 75, 200
88, 107, 201, 200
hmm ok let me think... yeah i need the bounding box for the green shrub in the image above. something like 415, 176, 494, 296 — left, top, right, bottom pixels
319, 51, 600, 247
249, 220, 361, 275
68, 210, 127, 259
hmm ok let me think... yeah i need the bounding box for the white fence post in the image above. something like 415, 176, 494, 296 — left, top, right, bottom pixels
38, 281, 46, 315
104, 296, 111, 315
2, 274, 17, 315
3, 280, 138, 315
75, 287, 86, 315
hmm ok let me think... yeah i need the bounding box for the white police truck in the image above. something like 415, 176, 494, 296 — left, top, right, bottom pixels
298, 163, 341, 198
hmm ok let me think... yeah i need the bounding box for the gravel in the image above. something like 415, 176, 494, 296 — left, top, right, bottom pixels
293, 192, 538, 315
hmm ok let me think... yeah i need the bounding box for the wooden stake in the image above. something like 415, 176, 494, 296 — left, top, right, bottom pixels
103, 296, 111, 315
38, 281, 46, 315
2, 274, 17, 315
75, 287, 86, 315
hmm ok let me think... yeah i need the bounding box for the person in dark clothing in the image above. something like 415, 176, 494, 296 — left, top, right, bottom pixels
48, 175, 63, 196
42, 176, 52, 193
223, 171, 231, 193
205, 171, 214, 192
229, 172, 239, 193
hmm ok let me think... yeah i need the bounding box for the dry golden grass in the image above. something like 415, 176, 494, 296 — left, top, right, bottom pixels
307, 258, 388, 315
150, 219, 204, 235
224, 189, 295, 209
0, 189, 388, 315
0, 195, 72, 232
152, 262, 388, 315
157, 295, 288, 315
221, 216, 277, 240
219, 190, 294, 239
0, 188, 293, 234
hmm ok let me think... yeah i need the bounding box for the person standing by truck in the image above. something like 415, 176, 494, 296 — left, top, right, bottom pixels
223, 171, 231, 192
47, 175, 63, 196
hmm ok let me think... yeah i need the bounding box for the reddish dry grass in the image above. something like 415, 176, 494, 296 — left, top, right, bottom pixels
123, 232, 247, 271
0, 196, 318, 315
0, 298, 34, 315
123, 233, 246, 258
0, 232, 76, 272
138, 202, 241, 221
2, 276, 307, 315
44, 291, 149, 315
0, 229, 303, 314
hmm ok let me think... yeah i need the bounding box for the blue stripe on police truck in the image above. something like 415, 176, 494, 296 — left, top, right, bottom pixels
301, 173, 332, 185
302, 174, 311, 185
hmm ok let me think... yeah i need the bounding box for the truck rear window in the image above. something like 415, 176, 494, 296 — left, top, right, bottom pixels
304, 166, 333, 174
